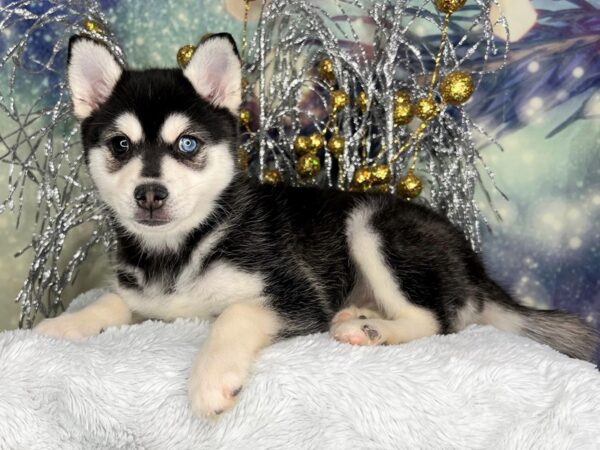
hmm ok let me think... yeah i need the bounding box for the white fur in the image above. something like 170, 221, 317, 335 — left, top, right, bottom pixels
115, 112, 144, 143
454, 298, 479, 332
342, 204, 440, 344
189, 303, 282, 416
160, 113, 190, 144
183, 37, 242, 114
68, 39, 122, 119
478, 302, 524, 333
176, 223, 229, 287
34, 292, 132, 339
117, 261, 265, 321
88, 147, 145, 219
346, 205, 410, 318
87, 141, 236, 252
133, 146, 235, 251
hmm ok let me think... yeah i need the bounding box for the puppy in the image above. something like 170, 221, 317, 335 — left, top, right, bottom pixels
36, 33, 597, 417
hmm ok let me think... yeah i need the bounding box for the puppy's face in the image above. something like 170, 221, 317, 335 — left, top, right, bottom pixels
68, 35, 241, 249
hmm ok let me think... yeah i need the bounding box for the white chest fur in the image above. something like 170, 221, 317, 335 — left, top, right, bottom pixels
117, 261, 266, 321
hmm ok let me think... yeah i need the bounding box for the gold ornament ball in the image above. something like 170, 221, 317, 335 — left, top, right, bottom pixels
434, 0, 467, 14
294, 135, 311, 155
83, 19, 103, 34
177, 44, 196, 68
239, 109, 251, 127
440, 71, 474, 105
308, 132, 325, 152
356, 91, 368, 112
415, 97, 439, 121
394, 103, 414, 126
263, 169, 282, 185
318, 58, 335, 83
394, 89, 412, 105
371, 164, 391, 185
327, 135, 345, 158
296, 154, 321, 177
331, 90, 349, 113
397, 171, 423, 200
237, 147, 249, 170
351, 166, 373, 191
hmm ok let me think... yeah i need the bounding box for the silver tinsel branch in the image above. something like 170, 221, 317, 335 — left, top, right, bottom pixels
241, 0, 509, 248
0, 1, 123, 327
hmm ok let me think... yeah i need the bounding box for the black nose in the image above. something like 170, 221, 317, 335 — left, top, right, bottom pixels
134, 183, 169, 211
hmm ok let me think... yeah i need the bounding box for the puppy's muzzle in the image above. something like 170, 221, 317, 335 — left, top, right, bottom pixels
134, 183, 169, 211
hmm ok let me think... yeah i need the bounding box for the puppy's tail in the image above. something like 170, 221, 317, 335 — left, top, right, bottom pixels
479, 281, 598, 362
516, 308, 598, 361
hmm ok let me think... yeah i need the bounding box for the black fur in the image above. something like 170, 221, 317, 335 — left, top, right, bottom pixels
78, 68, 237, 173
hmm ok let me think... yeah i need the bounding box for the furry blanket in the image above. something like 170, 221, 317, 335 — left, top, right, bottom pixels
1, 290, 599, 449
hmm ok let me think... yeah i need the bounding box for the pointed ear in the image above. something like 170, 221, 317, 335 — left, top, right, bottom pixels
67, 36, 123, 120
183, 33, 242, 114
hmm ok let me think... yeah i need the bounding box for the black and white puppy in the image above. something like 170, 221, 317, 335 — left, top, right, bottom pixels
36, 34, 597, 417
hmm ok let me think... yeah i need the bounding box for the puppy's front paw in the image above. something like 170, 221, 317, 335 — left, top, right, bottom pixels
189, 347, 248, 418
34, 313, 104, 340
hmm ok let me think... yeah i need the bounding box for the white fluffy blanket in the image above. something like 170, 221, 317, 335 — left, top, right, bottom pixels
1, 290, 599, 449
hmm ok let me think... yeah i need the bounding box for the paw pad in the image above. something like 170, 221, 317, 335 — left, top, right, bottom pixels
362, 324, 380, 341
231, 387, 242, 397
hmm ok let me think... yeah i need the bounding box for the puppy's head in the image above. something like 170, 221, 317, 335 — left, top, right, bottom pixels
68, 34, 241, 249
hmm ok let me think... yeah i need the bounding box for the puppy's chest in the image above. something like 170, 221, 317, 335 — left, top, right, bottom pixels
118, 260, 265, 321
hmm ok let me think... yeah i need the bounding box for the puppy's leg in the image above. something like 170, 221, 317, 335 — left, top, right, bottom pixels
339, 205, 440, 346
189, 302, 281, 417
34, 292, 132, 340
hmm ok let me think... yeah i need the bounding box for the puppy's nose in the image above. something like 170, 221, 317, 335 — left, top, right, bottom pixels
134, 183, 169, 211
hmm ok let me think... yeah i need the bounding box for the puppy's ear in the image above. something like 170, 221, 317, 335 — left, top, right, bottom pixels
183, 33, 242, 115
67, 36, 123, 120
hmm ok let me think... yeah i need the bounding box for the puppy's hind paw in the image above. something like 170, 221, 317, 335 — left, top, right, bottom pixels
330, 319, 384, 346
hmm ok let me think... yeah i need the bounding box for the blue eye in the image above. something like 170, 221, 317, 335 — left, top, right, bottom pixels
177, 136, 199, 154
110, 136, 130, 155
